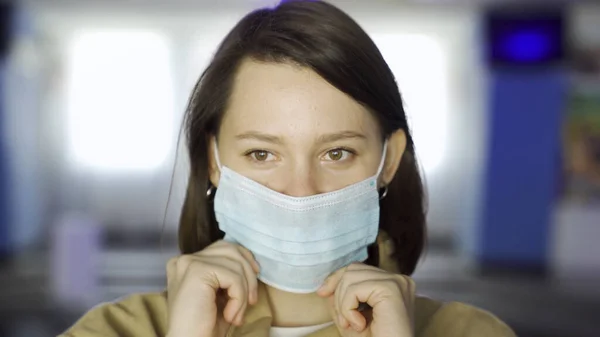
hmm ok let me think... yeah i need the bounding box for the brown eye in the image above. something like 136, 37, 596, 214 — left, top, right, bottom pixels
323, 148, 353, 162
327, 149, 345, 161
253, 150, 269, 161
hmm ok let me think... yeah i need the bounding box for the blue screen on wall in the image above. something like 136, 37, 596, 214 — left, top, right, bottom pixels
485, 8, 565, 67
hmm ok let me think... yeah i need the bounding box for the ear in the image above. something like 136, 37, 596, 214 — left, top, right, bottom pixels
379, 129, 407, 187
207, 136, 221, 187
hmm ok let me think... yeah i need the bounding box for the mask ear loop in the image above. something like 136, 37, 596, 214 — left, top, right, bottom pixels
377, 141, 389, 200
213, 140, 223, 170
375, 141, 388, 177
207, 140, 223, 197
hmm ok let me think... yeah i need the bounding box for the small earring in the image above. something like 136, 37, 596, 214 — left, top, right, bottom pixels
206, 186, 215, 197
379, 186, 388, 200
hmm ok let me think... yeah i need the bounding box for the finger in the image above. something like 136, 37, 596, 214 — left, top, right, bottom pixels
216, 258, 252, 326
194, 259, 248, 326
317, 262, 380, 297
332, 267, 378, 330
328, 295, 353, 333
220, 278, 246, 325
339, 280, 386, 332
203, 243, 259, 307
215, 255, 257, 325
225, 250, 256, 311
335, 268, 390, 315
335, 275, 369, 334
327, 296, 343, 327
236, 246, 260, 305
237, 245, 260, 274
391, 275, 413, 312
335, 275, 346, 328
226, 248, 258, 309
317, 265, 348, 297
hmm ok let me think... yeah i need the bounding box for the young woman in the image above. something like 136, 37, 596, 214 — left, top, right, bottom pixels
61, 1, 515, 336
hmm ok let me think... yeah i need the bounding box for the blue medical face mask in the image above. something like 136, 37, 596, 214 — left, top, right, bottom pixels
213, 141, 387, 293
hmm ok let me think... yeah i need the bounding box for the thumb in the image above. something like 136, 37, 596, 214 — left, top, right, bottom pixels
329, 296, 366, 337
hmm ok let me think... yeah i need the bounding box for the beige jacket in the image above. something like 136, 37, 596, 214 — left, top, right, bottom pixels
59, 237, 516, 337
59, 286, 515, 337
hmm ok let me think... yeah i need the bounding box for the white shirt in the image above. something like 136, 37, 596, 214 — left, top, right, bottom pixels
270, 321, 334, 337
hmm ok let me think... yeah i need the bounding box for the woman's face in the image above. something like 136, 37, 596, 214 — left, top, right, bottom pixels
209, 59, 406, 196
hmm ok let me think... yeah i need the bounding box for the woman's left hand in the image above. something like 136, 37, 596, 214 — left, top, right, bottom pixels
316, 263, 415, 337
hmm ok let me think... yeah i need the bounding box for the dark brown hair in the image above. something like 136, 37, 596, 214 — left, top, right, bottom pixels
179, 0, 426, 275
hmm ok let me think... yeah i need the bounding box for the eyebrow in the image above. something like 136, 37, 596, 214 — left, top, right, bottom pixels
234, 130, 367, 145
317, 131, 367, 143
235, 131, 284, 144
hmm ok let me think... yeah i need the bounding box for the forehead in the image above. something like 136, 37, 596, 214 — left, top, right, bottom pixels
220, 59, 379, 139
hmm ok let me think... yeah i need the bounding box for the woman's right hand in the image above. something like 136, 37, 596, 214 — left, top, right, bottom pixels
166, 240, 260, 337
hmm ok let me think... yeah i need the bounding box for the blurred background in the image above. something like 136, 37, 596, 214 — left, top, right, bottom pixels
0, 0, 599, 336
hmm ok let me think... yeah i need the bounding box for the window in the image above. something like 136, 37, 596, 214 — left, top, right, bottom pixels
66, 30, 174, 171
372, 34, 448, 174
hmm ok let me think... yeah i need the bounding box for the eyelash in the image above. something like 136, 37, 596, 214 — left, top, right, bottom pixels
244, 149, 276, 163
323, 147, 356, 161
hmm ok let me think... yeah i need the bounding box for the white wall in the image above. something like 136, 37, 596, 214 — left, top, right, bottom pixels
27, 1, 485, 246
